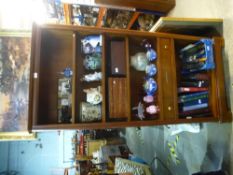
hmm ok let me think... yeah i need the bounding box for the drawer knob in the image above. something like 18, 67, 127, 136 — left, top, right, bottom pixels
168, 106, 172, 111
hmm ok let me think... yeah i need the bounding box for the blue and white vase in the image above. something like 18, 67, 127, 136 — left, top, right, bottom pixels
143, 78, 157, 96
145, 64, 157, 76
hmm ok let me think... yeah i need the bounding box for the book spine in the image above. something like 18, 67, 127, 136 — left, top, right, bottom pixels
181, 73, 209, 81
181, 50, 206, 63
182, 103, 208, 112
180, 80, 209, 87
178, 87, 208, 93
179, 94, 208, 103
180, 42, 204, 57
179, 92, 209, 103
181, 98, 208, 107
179, 107, 210, 117
180, 111, 211, 118
182, 62, 205, 70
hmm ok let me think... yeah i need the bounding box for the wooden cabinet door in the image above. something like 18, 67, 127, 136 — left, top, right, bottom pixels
157, 37, 178, 121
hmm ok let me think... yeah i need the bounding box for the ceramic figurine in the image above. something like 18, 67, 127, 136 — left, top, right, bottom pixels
130, 52, 148, 71
83, 86, 102, 105
58, 78, 72, 97
132, 102, 145, 120
143, 95, 154, 103
105, 10, 133, 29
143, 78, 157, 95
83, 53, 101, 70
80, 6, 99, 26
81, 72, 102, 82
137, 14, 155, 31
63, 67, 73, 78
83, 42, 94, 54
60, 106, 72, 123
146, 105, 159, 114
81, 35, 102, 54
145, 64, 157, 76
80, 102, 101, 122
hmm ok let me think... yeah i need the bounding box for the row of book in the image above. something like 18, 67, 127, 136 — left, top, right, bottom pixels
178, 39, 215, 118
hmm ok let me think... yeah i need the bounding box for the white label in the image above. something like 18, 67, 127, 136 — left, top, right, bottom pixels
33, 72, 38, 79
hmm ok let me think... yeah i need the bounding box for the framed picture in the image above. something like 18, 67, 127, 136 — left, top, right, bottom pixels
0, 30, 35, 140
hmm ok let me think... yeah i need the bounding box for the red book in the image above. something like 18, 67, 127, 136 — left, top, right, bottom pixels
178, 87, 208, 93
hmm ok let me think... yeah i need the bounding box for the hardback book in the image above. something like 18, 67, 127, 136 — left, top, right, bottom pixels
180, 43, 205, 58
180, 80, 209, 88
182, 62, 205, 71
180, 98, 208, 108
179, 108, 211, 118
182, 103, 208, 112
178, 87, 208, 93
181, 73, 209, 81
179, 107, 210, 115
149, 17, 222, 37
178, 91, 209, 103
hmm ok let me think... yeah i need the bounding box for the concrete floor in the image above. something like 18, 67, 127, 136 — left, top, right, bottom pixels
123, 1, 233, 175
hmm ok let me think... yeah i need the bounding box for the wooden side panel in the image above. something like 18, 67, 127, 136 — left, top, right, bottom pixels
108, 78, 129, 119
30, 24, 42, 127
157, 37, 178, 120
213, 37, 232, 122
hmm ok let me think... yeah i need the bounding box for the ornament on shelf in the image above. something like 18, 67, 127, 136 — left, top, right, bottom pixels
130, 52, 148, 71
143, 77, 157, 96
141, 39, 157, 61
145, 64, 157, 77
143, 95, 154, 103
58, 67, 73, 78
81, 72, 102, 82
83, 53, 101, 70
132, 102, 145, 120
83, 86, 102, 105
146, 105, 159, 114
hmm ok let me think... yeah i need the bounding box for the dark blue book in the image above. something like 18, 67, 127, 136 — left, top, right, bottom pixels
180, 80, 209, 88
181, 98, 208, 107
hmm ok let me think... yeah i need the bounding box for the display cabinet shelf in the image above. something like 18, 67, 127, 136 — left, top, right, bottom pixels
29, 24, 231, 130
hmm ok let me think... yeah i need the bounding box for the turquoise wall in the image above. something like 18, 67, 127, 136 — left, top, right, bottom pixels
0, 131, 75, 175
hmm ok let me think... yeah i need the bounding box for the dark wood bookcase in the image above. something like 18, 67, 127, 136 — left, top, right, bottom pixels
29, 24, 232, 130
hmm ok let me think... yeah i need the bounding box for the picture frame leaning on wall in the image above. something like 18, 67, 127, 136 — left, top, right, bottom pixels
0, 30, 36, 141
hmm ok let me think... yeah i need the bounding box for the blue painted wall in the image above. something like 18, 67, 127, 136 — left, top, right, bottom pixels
0, 131, 75, 175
